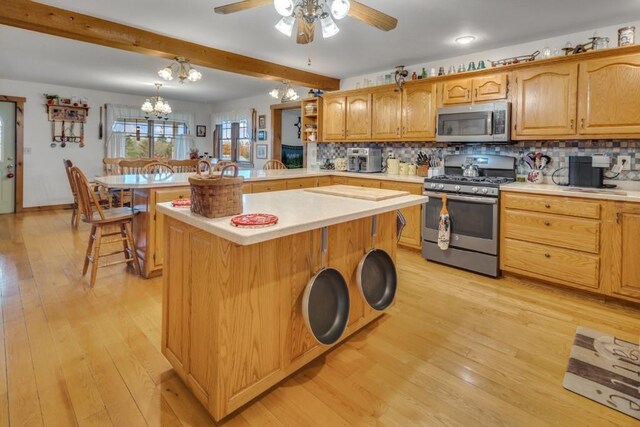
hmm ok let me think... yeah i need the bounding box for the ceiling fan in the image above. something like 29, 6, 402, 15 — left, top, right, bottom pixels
214, 0, 398, 44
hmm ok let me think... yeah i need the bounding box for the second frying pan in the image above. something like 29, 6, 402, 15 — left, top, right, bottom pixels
356, 215, 398, 311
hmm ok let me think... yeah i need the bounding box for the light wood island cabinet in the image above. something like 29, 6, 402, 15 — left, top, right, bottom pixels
380, 181, 423, 249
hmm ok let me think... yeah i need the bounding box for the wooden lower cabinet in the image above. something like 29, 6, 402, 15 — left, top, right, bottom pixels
251, 180, 287, 193
331, 175, 348, 185
345, 177, 381, 189
133, 186, 190, 278
318, 176, 332, 187
608, 202, 640, 301
286, 177, 319, 189
501, 192, 640, 303
380, 181, 423, 249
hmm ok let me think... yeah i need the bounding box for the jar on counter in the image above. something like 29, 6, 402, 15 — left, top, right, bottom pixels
618, 26, 635, 46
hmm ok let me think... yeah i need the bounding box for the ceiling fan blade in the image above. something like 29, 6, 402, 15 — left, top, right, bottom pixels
296, 18, 315, 45
214, 0, 272, 14
348, 1, 398, 31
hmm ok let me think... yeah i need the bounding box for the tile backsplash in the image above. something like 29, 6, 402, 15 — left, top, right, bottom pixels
317, 140, 640, 181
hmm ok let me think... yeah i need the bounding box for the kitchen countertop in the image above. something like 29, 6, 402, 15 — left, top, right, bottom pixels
501, 182, 640, 203
93, 168, 426, 189
157, 189, 428, 246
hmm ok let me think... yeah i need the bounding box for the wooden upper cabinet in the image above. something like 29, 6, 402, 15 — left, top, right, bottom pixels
402, 82, 437, 139
442, 78, 472, 105
515, 63, 578, 137
322, 95, 346, 141
578, 54, 640, 136
345, 93, 372, 140
473, 74, 508, 102
371, 89, 402, 140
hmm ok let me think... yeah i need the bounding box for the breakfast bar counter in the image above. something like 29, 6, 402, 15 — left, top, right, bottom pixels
157, 189, 426, 421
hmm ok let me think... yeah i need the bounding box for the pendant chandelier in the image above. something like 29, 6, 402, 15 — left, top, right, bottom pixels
274, 0, 350, 40
141, 83, 172, 120
157, 57, 202, 83
269, 81, 300, 103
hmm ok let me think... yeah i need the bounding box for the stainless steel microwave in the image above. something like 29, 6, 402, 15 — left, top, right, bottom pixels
436, 101, 511, 143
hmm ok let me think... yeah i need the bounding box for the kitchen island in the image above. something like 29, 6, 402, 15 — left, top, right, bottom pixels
156, 189, 427, 421
94, 169, 426, 277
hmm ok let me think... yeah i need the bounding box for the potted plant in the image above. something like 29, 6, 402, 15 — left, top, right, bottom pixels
189, 148, 199, 160
44, 93, 59, 105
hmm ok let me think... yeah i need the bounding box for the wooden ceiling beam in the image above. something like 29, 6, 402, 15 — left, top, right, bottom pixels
0, 0, 341, 90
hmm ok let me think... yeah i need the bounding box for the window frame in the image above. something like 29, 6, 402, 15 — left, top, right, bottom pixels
113, 117, 188, 159
214, 119, 254, 167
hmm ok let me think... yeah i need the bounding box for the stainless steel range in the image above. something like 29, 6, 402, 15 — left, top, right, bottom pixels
422, 154, 516, 277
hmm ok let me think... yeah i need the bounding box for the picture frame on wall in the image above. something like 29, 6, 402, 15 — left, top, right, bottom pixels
256, 144, 268, 159
196, 125, 207, 137
258, 114, 266, 129
258, 130, 267, 141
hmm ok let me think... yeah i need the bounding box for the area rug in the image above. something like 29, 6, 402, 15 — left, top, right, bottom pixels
563, 326, 640, 420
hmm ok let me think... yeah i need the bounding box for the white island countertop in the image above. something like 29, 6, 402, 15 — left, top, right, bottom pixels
156, 189, 428, 246
93, 168, 426, 189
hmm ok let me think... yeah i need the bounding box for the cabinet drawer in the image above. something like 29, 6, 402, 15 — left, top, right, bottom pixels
346, 178, 381, 189
252, 180, 287, 193
503, 238, 600, 290
286, 177, 319, 189
503, 209, 600, 253
318, 176, 332, 187
155, 187, 191, 203
502, 192, 600, 219
331, 176, 348, 185
242, 183, 253, 194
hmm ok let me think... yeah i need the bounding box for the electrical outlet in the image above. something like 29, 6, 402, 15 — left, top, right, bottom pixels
618, 155, 632, 171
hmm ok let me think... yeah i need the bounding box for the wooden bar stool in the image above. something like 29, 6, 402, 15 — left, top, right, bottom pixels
70, 166, 140, 287
263, 159, 287, 170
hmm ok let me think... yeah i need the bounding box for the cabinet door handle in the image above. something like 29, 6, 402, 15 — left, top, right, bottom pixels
570, 119, 574, 130
396, 127, 400, 136
581, 118, 585, 129
475, 88, 478, 98
544, 221, 551, 226
544, 253, 551, 258
615, 212, 621, 224
544, 203, 551, 208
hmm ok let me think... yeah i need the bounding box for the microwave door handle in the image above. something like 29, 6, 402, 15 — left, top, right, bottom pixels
487, 112, 494, 135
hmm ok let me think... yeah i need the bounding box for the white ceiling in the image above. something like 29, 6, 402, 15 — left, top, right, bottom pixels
3, 0, 640, 104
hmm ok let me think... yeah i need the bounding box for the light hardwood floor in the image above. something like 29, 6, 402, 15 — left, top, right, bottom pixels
0, 209, 638, 426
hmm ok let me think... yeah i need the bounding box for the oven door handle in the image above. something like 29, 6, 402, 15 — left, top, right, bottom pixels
423, 191, 499, 205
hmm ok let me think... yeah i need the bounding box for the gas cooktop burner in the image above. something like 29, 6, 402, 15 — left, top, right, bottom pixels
427, 175, 515, 185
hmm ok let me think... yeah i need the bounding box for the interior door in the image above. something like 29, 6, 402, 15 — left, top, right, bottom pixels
0, 102, 16, 214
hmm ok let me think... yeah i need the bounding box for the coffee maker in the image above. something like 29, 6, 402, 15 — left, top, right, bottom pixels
346, 148, 382, 173
568, 156, 613, 188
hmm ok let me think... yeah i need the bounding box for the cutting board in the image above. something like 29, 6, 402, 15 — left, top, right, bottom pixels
304, 185, 409, 201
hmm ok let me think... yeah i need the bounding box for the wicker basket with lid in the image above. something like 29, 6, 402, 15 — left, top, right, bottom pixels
189, 161, 244, 218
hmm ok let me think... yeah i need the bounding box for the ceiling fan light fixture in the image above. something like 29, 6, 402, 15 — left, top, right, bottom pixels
455, 35, 477, 45
274, 0, 295, 17
275, 15, 295, 37
330, 0, 350, 20
321, 14, 339, 38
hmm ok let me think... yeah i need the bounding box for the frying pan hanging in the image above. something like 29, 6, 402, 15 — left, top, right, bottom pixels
302, 227, 350, 346
356, 215, 398, 311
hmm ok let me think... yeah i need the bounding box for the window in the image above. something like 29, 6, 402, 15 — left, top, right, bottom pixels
215, 119, 253, 165
112, 118, 188, 159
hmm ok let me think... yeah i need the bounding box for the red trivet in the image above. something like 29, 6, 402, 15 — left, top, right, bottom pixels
230, 213, 279, 228
171, 198, 191, 207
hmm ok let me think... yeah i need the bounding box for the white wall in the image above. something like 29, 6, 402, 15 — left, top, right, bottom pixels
0, 78, 215, 208
341, 20, 640, 89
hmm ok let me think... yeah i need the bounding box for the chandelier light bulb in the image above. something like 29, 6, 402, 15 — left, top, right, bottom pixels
273, 0, 294, 17
187, 68, 202, 82
269, 89, 280, 99
330, 0, 350, 20
158, 67, 173, 81
141, 100, 154, 113
275, 15, 295, 37
321, 14, 340, 38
